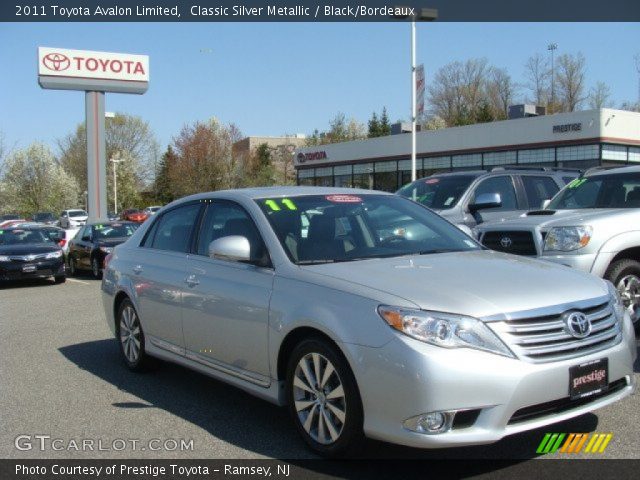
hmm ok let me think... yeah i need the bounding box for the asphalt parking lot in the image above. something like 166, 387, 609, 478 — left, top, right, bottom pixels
0, 276, 638, 461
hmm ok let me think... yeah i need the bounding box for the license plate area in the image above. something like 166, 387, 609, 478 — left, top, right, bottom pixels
569, 358, 608, 400
22, 265, 37, 273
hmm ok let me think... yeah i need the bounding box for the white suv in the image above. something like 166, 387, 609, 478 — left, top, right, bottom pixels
59, 209, 88, 229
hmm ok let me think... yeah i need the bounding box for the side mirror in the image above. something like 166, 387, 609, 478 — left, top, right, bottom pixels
541, 199, 551, 209
209, 235, 251, 262
469, 192, 502, 213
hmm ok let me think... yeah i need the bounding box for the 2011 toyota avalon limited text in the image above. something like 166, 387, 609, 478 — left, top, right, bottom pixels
101, 187, 636, 456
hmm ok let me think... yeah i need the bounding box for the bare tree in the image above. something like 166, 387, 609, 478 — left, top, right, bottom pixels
524, 53, 550, 106
588, 81, 613, 109
306, 113, 366, 145
487, 68, 520, 119
555, 53, 587, 112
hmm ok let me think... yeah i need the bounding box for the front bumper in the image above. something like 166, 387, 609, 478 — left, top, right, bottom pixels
343, 315, 636, 448
538, 253, 597, 275
0, 258, 65, 281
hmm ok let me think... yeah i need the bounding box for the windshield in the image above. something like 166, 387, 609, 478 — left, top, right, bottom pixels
548, 173, 640, 210
0, 229, 52, 245
93, 223, 138, 239
69, 210, 88, 218
396, 175, 476, 210
256, 194, 480, 265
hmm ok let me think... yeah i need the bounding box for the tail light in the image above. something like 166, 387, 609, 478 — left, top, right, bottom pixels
104, 253, 113, 268
58, 239, 67, 248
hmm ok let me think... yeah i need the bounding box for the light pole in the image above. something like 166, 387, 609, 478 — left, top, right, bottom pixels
110, 157, 124, 214
548, 43, 558, 113
396, 7, 438, 182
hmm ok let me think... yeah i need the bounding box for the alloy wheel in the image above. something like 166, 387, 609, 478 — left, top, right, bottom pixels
617, 274, 640, 322
292, 352, 346, 445
92, 258, 100, 278
120, 305, 141, 364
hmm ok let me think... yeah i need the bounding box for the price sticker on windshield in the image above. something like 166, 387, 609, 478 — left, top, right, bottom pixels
326, 195, 362, 203
425, 178, 440, 184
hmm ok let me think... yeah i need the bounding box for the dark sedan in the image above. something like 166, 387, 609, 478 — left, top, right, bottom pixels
0, 227, 66, 284
67, 221, 138, 279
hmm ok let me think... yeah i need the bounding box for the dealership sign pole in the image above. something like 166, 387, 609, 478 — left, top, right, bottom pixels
38, 47, 149, 222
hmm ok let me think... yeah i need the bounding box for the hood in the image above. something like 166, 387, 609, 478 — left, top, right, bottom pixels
303, 250, 608, 319
478, 208, 634, 230
0, 243, 61, 255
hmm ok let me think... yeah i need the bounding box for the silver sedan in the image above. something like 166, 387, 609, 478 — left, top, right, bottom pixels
101, 187, 636, 456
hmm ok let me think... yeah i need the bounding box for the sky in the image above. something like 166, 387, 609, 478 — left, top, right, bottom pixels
0, 22, 638, 154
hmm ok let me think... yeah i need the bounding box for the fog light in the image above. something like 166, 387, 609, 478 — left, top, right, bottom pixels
403, 411, 455, 434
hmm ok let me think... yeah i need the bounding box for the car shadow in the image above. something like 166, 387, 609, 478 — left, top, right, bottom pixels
59, 339, 600, 466
0, 278, 58, 289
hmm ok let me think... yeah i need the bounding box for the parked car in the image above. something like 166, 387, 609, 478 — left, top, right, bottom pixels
477, 165, 640, 325
0, 218, 27, 228
120, 209, 148, 223
107, 211, 120, 221
143, 206, 162, 216
12, 223, 66, 249
396, 168, 580, 228
0, 226, 65, 283
102, 187, 635, 456
32, 212, 57, 225
68, 221, 138, 279
59, 209, 88, 229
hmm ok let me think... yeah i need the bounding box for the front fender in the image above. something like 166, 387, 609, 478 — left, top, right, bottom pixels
592, 230, 640, 277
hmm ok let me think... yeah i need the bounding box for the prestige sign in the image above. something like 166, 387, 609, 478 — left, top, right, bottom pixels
38, 47, 149, 94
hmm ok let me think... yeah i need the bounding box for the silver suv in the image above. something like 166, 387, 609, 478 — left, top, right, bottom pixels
397, 168, 579, 228
477, 166, 640, 324
102, 187, 635, 456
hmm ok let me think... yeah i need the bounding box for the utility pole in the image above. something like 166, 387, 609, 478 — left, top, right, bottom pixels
548, 43, 558, 113
110, 157, 124, 214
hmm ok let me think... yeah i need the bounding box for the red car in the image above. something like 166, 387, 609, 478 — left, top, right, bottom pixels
120, 209, 148, 223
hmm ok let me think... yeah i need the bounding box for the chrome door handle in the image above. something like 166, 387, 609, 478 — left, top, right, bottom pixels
185, 274, 199, 287
133, 265, 143, 274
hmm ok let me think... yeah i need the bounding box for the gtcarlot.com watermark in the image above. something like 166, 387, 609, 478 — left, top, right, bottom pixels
15, 435, 194, 452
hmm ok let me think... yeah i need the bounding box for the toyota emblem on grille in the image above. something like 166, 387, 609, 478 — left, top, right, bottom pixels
563, 311, 592, 339
500, 236, 513, 248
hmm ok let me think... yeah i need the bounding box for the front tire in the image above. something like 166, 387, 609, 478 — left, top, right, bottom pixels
68, 256, 77, 276
605, 259, 640, 325
54, 275, 66, 284
91, 257, 102, 279
285, 337, 363, 457
117, 299, 155, 372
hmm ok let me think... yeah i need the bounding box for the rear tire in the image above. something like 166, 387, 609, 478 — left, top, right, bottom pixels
285, 337, 363, 457
68, 257, 77, 276
116, 299, 156, 372
605, 259, 640, 325
54, 275, 66, 284
91, 257, 103, 280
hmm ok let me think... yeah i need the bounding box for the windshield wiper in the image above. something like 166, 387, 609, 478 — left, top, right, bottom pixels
417, 249, 465, 255
296, 259, 336, 265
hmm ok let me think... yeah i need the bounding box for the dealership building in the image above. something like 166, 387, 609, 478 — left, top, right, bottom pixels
294, 108, 640, 191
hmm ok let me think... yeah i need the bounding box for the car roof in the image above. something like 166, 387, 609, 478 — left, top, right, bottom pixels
88, 220, 135, 226
173, 186, 391, 202
584, 165, 640, 177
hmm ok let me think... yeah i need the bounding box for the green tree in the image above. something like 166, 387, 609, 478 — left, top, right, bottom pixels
0, 143, 79, 216
153, 145, 176, 205
367, 112, 380, 138
379, 107, 391, 136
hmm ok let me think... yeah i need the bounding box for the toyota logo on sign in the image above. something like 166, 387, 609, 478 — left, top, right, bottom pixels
42, 53, 70, 72
563, 311, 592, 339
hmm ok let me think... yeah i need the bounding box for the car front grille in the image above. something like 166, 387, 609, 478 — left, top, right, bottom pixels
489, 301, 622, 363
481, 230, 537, 256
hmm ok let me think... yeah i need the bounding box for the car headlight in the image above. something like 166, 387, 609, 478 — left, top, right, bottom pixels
378, 306, 514, 358
543, 226, 592, 252
606, 280, 625, 321
99, 246, 113, 253
0, 255, 10, 262
45, 250, 63, 259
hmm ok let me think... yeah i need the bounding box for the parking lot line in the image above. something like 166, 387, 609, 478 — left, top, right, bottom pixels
66, 278, 91, 286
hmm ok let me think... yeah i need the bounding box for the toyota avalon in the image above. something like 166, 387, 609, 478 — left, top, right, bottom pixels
101, 187, 636, 456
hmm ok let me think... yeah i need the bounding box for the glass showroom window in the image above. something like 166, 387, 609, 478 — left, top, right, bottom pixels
630, 147, 640, 163
423, 156, 451, 176
333, 165, 353, 188
518, 148, 555, 164
314, 167, 333, 187
483, 150, 517, 167
602, 144, 628, 161
452, 153, 482, 169
297, 168, 315, 186
556, 144, 599, 162
374, 161, 399, 192
353, 163, 374, 190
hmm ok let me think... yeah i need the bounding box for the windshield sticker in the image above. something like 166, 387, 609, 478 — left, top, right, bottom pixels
0, 231, 3, 234
444, 197, 454, 206
568, 178, 587, 189
326, 195, 362, 203
425, 178, 439, 184
264, 200, 281, 211
94, 224, 105, 230
281, 198, 297, 210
